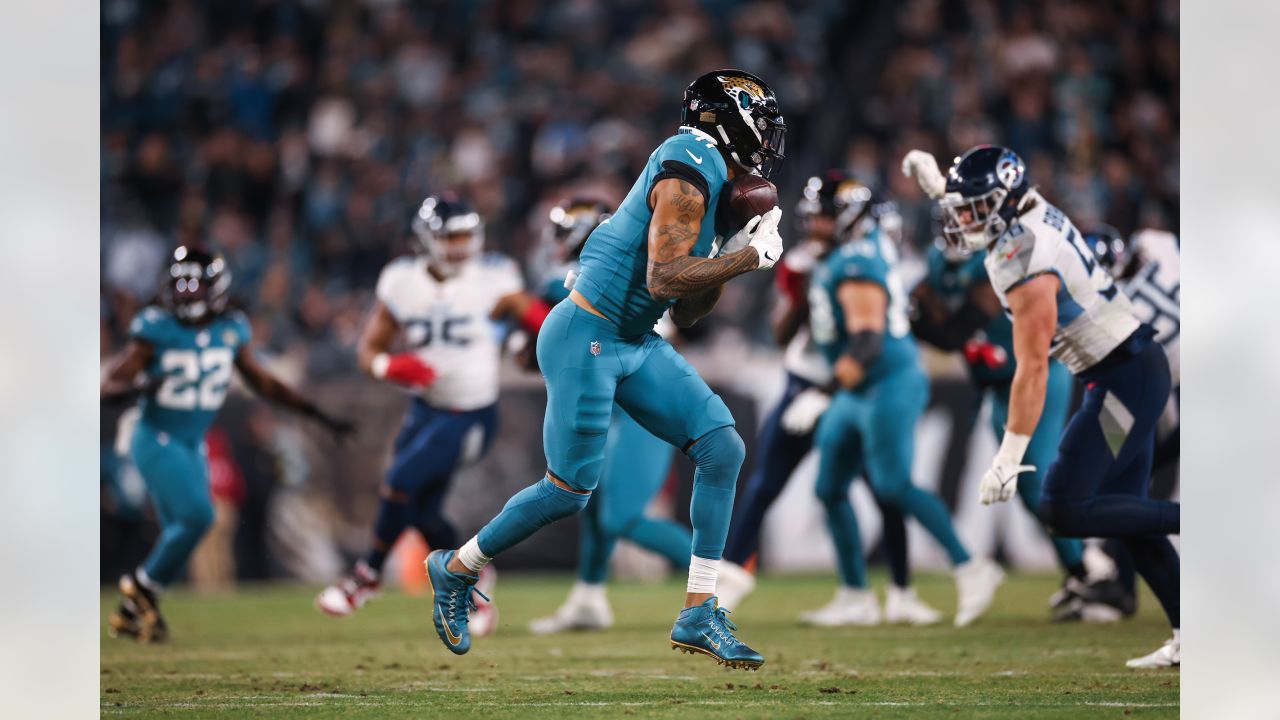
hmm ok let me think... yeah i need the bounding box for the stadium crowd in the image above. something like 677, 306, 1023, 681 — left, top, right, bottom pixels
100, 0, 1179, 583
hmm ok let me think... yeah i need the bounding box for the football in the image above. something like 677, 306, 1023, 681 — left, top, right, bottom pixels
724, 173, 779, 231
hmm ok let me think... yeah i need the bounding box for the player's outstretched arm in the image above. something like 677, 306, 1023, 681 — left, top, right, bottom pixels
832, 280, 888, 389
1005, 274, 1058, 435
234, 345, 356, 440
645, 178, 777, 302
101, 339, 155, 401
358, 301, 436, 387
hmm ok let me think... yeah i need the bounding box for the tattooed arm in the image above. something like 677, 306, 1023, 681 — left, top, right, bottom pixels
645, 178, 761, 302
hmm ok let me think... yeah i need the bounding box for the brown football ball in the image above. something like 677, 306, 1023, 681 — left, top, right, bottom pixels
724, 174, 779, 231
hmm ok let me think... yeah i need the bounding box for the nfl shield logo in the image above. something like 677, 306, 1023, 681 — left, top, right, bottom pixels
590, 341, 601, 357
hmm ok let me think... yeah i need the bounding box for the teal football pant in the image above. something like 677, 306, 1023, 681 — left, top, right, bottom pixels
131, 422, 214, 587
477, 301, 742, 561
577, 406, 690, 584
989, 361, 1085, 572
813, 368, 970, 588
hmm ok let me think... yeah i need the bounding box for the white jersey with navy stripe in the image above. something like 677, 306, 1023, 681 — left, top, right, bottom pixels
375, 253, 523, 410
1121, 230, 1180, 386
985, 193, 1140, 374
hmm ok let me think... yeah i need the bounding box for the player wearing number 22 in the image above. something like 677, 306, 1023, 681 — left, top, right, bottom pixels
423, 69, 785, 670
908, 144, 1180, 667
101, 246, 354, 643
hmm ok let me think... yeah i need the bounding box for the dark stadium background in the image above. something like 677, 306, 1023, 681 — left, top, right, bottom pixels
100, 0, 1179, 586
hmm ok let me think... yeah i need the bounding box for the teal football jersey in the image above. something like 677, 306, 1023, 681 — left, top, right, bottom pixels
809, 227, 919, 388
923, 245, 1015, 385
574, 130, 730, 336
130, 306, 252, 443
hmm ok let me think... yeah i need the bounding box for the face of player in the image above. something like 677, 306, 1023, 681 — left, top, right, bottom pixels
806, 214, 837, 248
439, 230, 480, 265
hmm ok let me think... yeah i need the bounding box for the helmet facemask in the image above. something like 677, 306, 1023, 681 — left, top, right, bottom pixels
412, 199, 483, 277
940, 187, 1009, 254
164, 247, 231, 325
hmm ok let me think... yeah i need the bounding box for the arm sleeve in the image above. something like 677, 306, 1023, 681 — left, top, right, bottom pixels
230, 311, 253, 347
986, 224, 1042, 294
648, 135, 726, 209
835, 252, 890, 295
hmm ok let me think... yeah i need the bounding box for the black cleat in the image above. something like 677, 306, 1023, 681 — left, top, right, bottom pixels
118, 573, 169, 644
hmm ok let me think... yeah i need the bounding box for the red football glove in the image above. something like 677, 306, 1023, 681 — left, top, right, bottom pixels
963, 339, 1009, 370
775, 261, 808, 307
374, 353, 437, 388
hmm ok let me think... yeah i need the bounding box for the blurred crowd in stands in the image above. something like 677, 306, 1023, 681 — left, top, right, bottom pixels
100, 0, 1179, 582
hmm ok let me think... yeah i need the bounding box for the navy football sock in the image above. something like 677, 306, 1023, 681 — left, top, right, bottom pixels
1124, 535, 1179, 628
876, 499, 910, 588
365, 495, 414, 573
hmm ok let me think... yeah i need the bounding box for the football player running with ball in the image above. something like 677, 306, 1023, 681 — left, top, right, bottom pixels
102, 246, 354, 643
904, 145, 1181, 667
513, 198, 693, 635
315, 194, 524, 639
423, 70, 786, 670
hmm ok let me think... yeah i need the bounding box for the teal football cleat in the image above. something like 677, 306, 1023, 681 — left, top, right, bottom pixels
425, 550, 488, 655
669, 597, 764, 670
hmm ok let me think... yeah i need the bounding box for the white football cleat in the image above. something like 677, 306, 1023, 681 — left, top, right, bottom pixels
798, 587, 882, 627
528, 582, 613, 635
1127, 636, 1180, 669
469, 564, 499, 637
884, 585, 943, 626
714, 561, 756, 612
315, 560, 381, 617
954, 558, 1005, 627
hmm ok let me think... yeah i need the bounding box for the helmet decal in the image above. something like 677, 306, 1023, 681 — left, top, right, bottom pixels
717, 74, 766, 103
996, 151, 1024, 190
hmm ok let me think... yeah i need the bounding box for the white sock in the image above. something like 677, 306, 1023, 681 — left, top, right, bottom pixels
687, 556, 720, 594
136, 567, 164, 595
571, 581, 606, 604
457, 536, 492, 574
1173, 628, 1181, 644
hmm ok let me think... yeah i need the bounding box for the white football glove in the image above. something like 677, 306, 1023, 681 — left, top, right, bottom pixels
901, 149, 947, 200
780, 388, 831, 435
718, 206, 783, 269
979, 430, 1034, 505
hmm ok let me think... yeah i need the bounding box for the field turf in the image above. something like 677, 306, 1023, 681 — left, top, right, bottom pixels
100, 572, 1178, 718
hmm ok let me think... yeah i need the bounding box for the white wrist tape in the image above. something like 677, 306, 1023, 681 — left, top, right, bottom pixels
371, 353, 390, 379
997, 430, 1032, 465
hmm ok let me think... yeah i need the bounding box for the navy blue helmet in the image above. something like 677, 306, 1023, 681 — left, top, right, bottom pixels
412, 192, 484, 275
680, 69, 786, 180
1084, 224, 1131, 275
940, 145, 1030, 252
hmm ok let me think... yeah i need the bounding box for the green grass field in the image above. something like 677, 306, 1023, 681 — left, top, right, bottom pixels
101, 572, 1178, 718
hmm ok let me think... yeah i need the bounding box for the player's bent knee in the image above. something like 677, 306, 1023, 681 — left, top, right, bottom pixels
178, 503, 216, 538
813, 477, 845, 507
687, 426, 745, 486
1038, 496, 1084, 538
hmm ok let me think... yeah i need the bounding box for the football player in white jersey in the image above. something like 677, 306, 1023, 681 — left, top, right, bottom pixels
316, 193, 524, 638
904, 146, 1181, 667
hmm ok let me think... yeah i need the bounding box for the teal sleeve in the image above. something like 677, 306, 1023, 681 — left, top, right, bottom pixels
231, 311, 253, 347
651, 134, 726, 203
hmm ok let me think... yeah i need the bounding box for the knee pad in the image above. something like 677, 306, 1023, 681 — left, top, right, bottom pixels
686, 426, 745, 488
531, 477, 592, 524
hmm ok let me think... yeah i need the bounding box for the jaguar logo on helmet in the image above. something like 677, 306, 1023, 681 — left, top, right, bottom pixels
717, 75, 766, 104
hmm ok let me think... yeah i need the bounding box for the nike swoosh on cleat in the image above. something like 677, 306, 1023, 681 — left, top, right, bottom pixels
438, 605, 463, 646
701, 632, 721, 650
685, 149, 703, 165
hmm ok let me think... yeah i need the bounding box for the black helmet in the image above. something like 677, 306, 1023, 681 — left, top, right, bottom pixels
680, 69, 786, 180
795, 170, 874, 240
940, 145, 1031, 252
412, 192, 484, 275
1084, 224, 1131, 275
162, 245, 231, 324
545, 196, 611, 261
